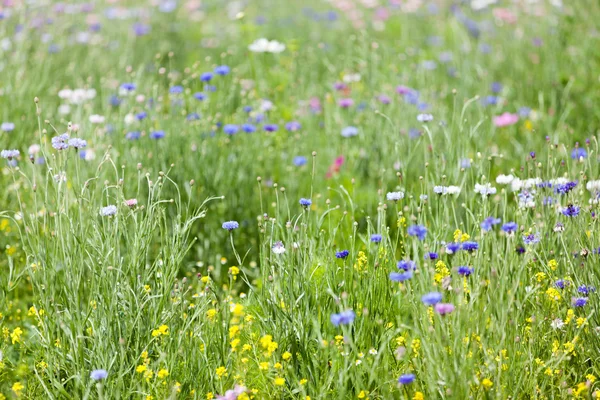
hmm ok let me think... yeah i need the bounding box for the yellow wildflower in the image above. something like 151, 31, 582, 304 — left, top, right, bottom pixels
157, 369, 169, 379
11, 327, 23, 344
481, 378, 493, 390
274, 377, 285, 386
12, 382, 24, 397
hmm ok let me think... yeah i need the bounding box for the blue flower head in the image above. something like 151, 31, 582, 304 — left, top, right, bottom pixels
461, 241, 479, 252
336, 250, 349, 259
421, 292, 442, 305
571, 148, 587, 159
371, 234, 382, 243
572, 297, 587, 307
90, 369, 108, 380
150, 130, 165, 140
299, 198, 312, 207
193, 92, 206, 101
200, 72, 214, 82
222, 221, 239, 231
481, 217, 501, 232
330, 310, 355, 326
169, 85, 183, 94
214, 65, 230, 75
561, 204, 580, 217
390, 271, 413, 282
398, 374, 415, 385
457, 266, 474, 276
397, 260, 416, 271
501, 222, 518, 234
223, 124, 239, 135
293, 156, 307, 166
242, 124, 256, 133
446, 242, 460, 254
263, 124, 278, 132
407, 225, 427, 240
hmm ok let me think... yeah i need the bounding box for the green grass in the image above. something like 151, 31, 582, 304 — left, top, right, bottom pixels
1, 0, 600, 398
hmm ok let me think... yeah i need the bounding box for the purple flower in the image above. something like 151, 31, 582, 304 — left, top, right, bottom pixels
263, 124, 278, 132
554, 181, 577, 195
150, 130, 165, 140
223, 124, 239, 135
398, 374, 415, 385
193, 92, 206, 101
371, 234, 382, 243
51, 133, 70, 150
561, 204, 580, 217
90, 369, 108, 380
299, 198, 312, 207
397, 260, 416, 271
338, 98, 354, 108
222, 221, 239, 231
242, 124, 256, 133
214, 65, 230, 75
421, 292, 442, 305
578, 285, 595, 295
572, 297, 587, 307
330, 310, 355, 326
434, 303, 455, 315
407, 225, 427, 240
169, 85, 183, 94
481, 217, 501, 232
457, 266, 474, 276
555, 280, 567, 289
501, 222, 518, 234
200, 72, 214, 82
523, 233, 540, 245
293, 156, 307, 166
341, 126, 359, 138
68, 138, 87, 149
446, 242, 460, 254
126, 131, 141, 140
285, 121, 301, 132
336, 250, 349, 259
100, 205, 117, 217
1, 149, 20, 160
571, 148, 587, 159
461, 241, 479, 252
390, 271, 413, 282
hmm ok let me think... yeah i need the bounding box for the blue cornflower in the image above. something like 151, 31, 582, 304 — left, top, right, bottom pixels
457, 266, 474, 276
461, 241, 479, 252
90, 369, 108, 380
150, 130, 165, 140
169, 85, 183, 94
186, 113, 201, 121
214, 65, 230, 75
136, 111, 147, 120
223, 124, 239, 135
263, 124, 278, 132
421, 292, 442, 305
243, 106, 252, 113
330, 310, 355, 326
1, 149, 20, 160
390, 271, 413, 282
501, 222, 518, 234
571, 148, 587, 159
51, 134, 70, 150
398, 374, 416, 385
518, 107, 531, 117
1, 122, 14, 132
222, 221, 239, 231
407, 225, 427, 240
572, 297, 587, 307
299, 198, 312, 207
371, 234, 382, 243
126, 131, 141, 140
491, 82, 502, 93
68, 138, 87, 149
426, 252, 438, 260
285, 121, 301, 132
397, 260, 416, 271
554, 181, 577, 195
578, 285, 595, 295
482, 95, 498, 106
120, 82, 136, 92
341, 126, 358, 138
193, 92, 206, 101
336, 250, 349, 259
562, 204, 580, 217
446, 242, 460, 254
481, 217, 501, 232
109, 96, 121, 107
523, 233, 540, 245
242, 124, 256, 133
205, 84, 216, 92
100, 205, 117, 217
293, 156, 307, 166
200, 72, 214, 82
555, 280, 566, 289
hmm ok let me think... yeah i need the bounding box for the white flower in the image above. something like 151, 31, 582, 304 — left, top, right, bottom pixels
248, 38, 285, 53
433, 185, 460, 195
89, 114, 105, 124
550, 318, 565, 330
342, 73, 361, 83
84, 149, 96, 161
474, 183, 497, 197
417, 113, 433, 122
124, 113, 137, 125
496, 174, 514, 185
272, 241, 286, 254
28, 144, 41, 155
136, 94, 146, 103
386, 191, 404, 201
586, 180, 600, 192
471, 0, 496, 10
58, 104, 71, 115
447, 186, 461, 195
260, 99, 274, 112
368, 348, 378, 355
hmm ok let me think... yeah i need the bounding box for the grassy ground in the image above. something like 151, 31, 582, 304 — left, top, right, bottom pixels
1, 0, 600, 398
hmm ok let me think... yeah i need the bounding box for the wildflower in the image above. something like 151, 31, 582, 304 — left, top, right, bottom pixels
272, 241, 286, 254
481, 378, 493, 390
273, 377, 285, 386
331, 310, 356, 326
200, 72, 214, 82
68, 138, 87, 149
157, 369, 169, 379
100, 205, 117, 217
89, 114, 106, 124
413, 392, 425, 400
10, 327, 23, 344
299, 198, 312, 207
445, 242, 460, 254
561, 204, 580, 217
371, 234, 382, 243
282, 351, 292, 360
434, 303, 455, 315
496, 174, 514, 184
12, 382, 24, 396
223, 124, 239, 135
523, 233, 540, 245
193, 92, 206, 101
461, 241, 479, 252
336, 250, 350, 259
248, 38, 286, 53
51, 133, 70, 150
150, 130, 165, 139
293, 156, 307, 166
398, 373, 415, 385
554, 181, 577, 195
126, 131, 141, 140
1, 122, 15, 131
1, 149, 19, 160
421, 292, 442, 305
550, 319, 565, 330
571, 148, 587, 159
151, 324, 169, 337
285, 121, 301, 131
397, 260, 416, 271
90, 369, 108, 380
426, 252, 438, 260
457, 266, 474, 276
222, 221, 239, 231
386, 191, 404, 201
214, 65, 230, 75
578, 285, 595, 295
124, 198, 138, 208
572, 297, 587, 307
390, 271, 413, 282
263, 124, 278, 132
480, 217, 501, 232
341, 126, 359, 137
501, 222, 518, 234
493, 112, 519, 127
555, 280, 567, 289
215, 366, 228, 378
407, 225, 427, 240
417, 113, 433, 122
474, 183, 497, 197
553, 223, 565, 233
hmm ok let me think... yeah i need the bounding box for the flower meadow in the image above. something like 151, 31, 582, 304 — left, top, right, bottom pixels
1, 0, 600, 398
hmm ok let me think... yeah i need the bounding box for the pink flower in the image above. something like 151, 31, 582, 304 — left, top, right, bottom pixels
338, 98, 354, 108
326, 156, 345, 178
493, 8, 517, 24
493, 112, 519, 127
434, 303, 455, 315
124, 198, 138, 208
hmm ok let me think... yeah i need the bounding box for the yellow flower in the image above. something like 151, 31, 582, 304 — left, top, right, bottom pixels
231, 338, 241, 351
413, 392, 424, 400
358, 390, 367, 398
354, 251, 368, 273
282, 351, 292, 361
229, 266, 240, 275
576, 317, 587, 328
151, 324, 169, 337
274, 377, 285, 386
545, 288, 561, 301
136, 365, 147, 373
544, 368, 553, 376
299, 379, 307, 385
242, 344, 252, 352
587, 374, 596, 383
535, 272, 546, 282
259, 362, 269, 370
206, 393, 214, 400
157, 369, 169, 379
215, 366, 227, 378
12, 382, 24, 396
10, 327, 23, 344
229, 325, 240, 338
274, 362, 282, 369
207, 309, 217, 320
481, 378, 493, 390
548, 259, 557, 271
